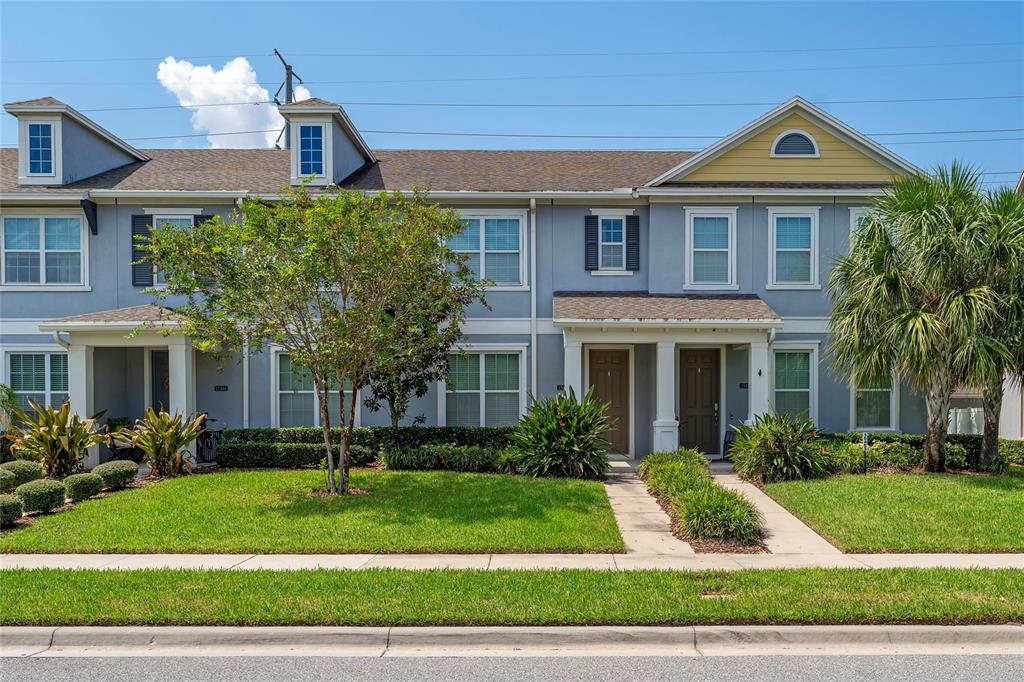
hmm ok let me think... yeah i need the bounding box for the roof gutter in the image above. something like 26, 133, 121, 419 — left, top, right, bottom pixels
637, 187, 886, 197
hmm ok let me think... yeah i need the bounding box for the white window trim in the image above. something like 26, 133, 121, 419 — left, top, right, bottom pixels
269, 349, 361, 428
770, 342, 819, 424
596, 215, 626, 272
849, 375, 901, 433
683, 206, 738, 290
151, 215, 195, 288
3, 347, 69, 409
767, 206, 820, 290
454, 209, 529, 291
0, 208, 90, 291
849, 207, 870, 234
769, 129, 820, 158
289, 119, 333, 186
437, 343, 528, 427
18, 116, 62, 184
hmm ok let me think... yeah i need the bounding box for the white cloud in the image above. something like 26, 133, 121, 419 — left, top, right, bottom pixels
156, 56, 311, 148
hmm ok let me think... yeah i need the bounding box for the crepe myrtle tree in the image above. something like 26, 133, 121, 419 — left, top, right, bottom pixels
144, 185, 480, 494
829, 163, 1008, 472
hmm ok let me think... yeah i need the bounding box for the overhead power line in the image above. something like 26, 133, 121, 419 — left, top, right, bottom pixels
3, 39, 1020, 64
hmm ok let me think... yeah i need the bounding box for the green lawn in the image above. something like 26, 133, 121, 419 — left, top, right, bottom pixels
765, 467, 1024, 552
1, 568, 1020, 625
0, 470, 623, 554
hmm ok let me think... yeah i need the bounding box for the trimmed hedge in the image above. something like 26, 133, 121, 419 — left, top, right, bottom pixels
15, 478, 66, 513
216, 442, 376, 469
0, 494, 22, 526
824, 432, 984, 468
0, 459, 43, 487
63, 472, 104, 502
0, 468, 15, 494
1002, 439, 1024, 466
639, 449, 763, 544
222, 426, 514, 450
381, 444, 503, 473
92, 460, 139, 490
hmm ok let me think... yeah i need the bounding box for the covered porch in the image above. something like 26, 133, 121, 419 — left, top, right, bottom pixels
554, 292, 783, 458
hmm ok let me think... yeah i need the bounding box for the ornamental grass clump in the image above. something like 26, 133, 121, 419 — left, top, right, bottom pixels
4, 400, 107, 478
507, 387, 611, 479
731, 412, 827, 483
114, 408, 205, 477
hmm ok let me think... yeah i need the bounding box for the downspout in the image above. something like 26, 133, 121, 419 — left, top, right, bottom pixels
529, 197, 538, 400
51, 331, 71, 350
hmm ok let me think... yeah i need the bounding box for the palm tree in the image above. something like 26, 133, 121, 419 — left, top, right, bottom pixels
971, 187, 1024, 469
828, 162, 1007, 472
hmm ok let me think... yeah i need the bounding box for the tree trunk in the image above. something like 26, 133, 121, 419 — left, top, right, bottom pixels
980, 379, 1003, 471
924, 371, 952, 472
388, 397, 401, 432
337, 383, 358, 495
316, 380, 337, 494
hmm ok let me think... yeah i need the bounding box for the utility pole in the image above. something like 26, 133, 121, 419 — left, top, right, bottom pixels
273, 49, 302, 149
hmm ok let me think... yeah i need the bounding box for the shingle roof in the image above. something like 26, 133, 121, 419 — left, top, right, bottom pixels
4, 96, 65, 107
553, 292, 781, 322
46, 304, 180, 324
281, 97, 337, 107
0, 147, 696, 194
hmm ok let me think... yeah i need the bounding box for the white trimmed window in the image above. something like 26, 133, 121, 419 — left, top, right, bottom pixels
852, 376, 898, 431
768, 207, 819, 288
445, 351, 523, 427
276, 353, 355, 427
447, 212, 524, 286
298, 124, 325, 176
6, 352, 68, 412
152, 216, 193, 285
685, 207, 736, 288
27, 122, 54, 175
599, 217, 625, 270
2, 216, 84, 285
772, 347, 817, 422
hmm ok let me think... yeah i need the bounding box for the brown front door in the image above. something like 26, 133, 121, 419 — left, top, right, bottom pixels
679, 349, 720, 455
589, 349, 630, 454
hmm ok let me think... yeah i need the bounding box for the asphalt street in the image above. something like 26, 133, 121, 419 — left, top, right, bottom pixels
2, 655, 1022, 682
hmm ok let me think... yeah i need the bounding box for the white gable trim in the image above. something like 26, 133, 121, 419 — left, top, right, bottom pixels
645, 96, 921, 186
4, 102, 149, 162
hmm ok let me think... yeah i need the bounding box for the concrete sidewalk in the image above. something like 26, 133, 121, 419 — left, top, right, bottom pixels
3, 625, 1021, 658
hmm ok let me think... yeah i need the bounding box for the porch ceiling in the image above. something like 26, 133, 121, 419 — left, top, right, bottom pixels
552, 291, 782, 327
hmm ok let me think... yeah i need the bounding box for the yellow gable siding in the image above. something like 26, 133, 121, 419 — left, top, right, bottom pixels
683, 113, 901, 183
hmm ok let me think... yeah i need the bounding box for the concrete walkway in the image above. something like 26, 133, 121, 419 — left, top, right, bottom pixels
604, 474, 694, 555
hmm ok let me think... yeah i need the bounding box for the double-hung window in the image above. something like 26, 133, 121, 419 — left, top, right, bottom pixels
768, 207, 819, 288
276, 353, 355, 427
599, 217, 625, 270
28, 123, 54, 175
299, 124, 324, 176
152, 216, 193, 286
773, 348, 816, 421
853, 376, 898, 431
2, 216, 84, 286
685, 207, 736, 288
7, 352, 68, 412
447, 212, 524, 286
445, 351, 522, 427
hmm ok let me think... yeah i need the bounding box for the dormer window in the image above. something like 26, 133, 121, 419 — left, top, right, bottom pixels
28, 123, 54, 175
771, 130, 819, 158
299, 124, 324, 176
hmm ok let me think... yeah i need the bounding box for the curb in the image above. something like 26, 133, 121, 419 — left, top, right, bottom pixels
3, 625, 1022, 657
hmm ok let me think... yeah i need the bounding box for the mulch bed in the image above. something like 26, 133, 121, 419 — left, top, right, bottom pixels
650, 487, 769, 554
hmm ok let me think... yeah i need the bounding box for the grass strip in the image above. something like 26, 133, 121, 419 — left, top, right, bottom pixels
1, 568, 1021, 626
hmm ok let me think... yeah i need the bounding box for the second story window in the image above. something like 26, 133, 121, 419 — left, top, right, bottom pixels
447, 213, 524, 287
2, 216, 83, 286
152, 216, 193, 285
768, 207, 819, 289
28, 123, 54, 175
599, 218, 625, 270
685, 207, 736, 289
299, 124, 324, 176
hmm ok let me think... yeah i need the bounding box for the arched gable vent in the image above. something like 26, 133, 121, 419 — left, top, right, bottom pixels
771, 130, 819, 157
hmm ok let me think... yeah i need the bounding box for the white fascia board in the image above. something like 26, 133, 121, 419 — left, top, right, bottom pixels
0, 192, 88, 202
37, 321, 181, 332
279, 103, 376, 164
87, 190, 248, 200
639, 187, 886, 197
4, 103, 149, 161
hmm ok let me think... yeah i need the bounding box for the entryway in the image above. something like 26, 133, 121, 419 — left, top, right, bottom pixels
150, 350, 169, 411
588, 348, 631, 456
679, 348, 720, 456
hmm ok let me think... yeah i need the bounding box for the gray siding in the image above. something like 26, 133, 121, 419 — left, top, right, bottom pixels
60, 117, 137, 184
331, 119, 367, 184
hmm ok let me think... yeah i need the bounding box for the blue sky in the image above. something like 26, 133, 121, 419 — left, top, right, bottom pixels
1, 1, 1021, 186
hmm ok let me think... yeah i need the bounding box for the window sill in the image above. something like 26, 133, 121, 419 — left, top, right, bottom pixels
684, 283, 739, 291
485, 285, 529, 292
0, 284, 91, 292
852, 427, 901, 434
591, 270, 634, 277
765, 283, 821, 291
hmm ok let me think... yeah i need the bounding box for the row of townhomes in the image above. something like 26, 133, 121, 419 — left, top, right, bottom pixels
2, 95, 1021, 466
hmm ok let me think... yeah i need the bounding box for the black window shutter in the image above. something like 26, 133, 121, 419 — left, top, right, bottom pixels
584, 215, 599, 270
626, 215, 640, 271
193, 214, 216, 288
131, 215, 153, 287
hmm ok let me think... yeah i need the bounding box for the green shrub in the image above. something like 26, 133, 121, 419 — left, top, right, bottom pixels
820, 439, 865, 474
6, 400, 107, 477
643, 460, 713, 498
1002, 439, 1024, 466
678, 485, 763, 544
866, 441, 921, 471
114, 408, 205, 477
731, 412, 826, 483
943, 442, 969, 469
222, 426, 514, 450
825, 432, 983, 469
0, 468, 15, 493
0, 459, 43, 487
92, 460, 139, 490
637, 448, 708, 479
0, 494, 22, 526
508, 387, 611, 479
216, 442, 377, 469
15, 478, 66, 513
63, 472, 104, 502
381, 444, 502, 473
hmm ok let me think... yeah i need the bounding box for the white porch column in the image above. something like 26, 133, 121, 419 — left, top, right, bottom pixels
653, 341, 679, 452
68, 344, 98, 467
748, 340, 771, 423
167, 339, 196, 456
563, 339, 583, 400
